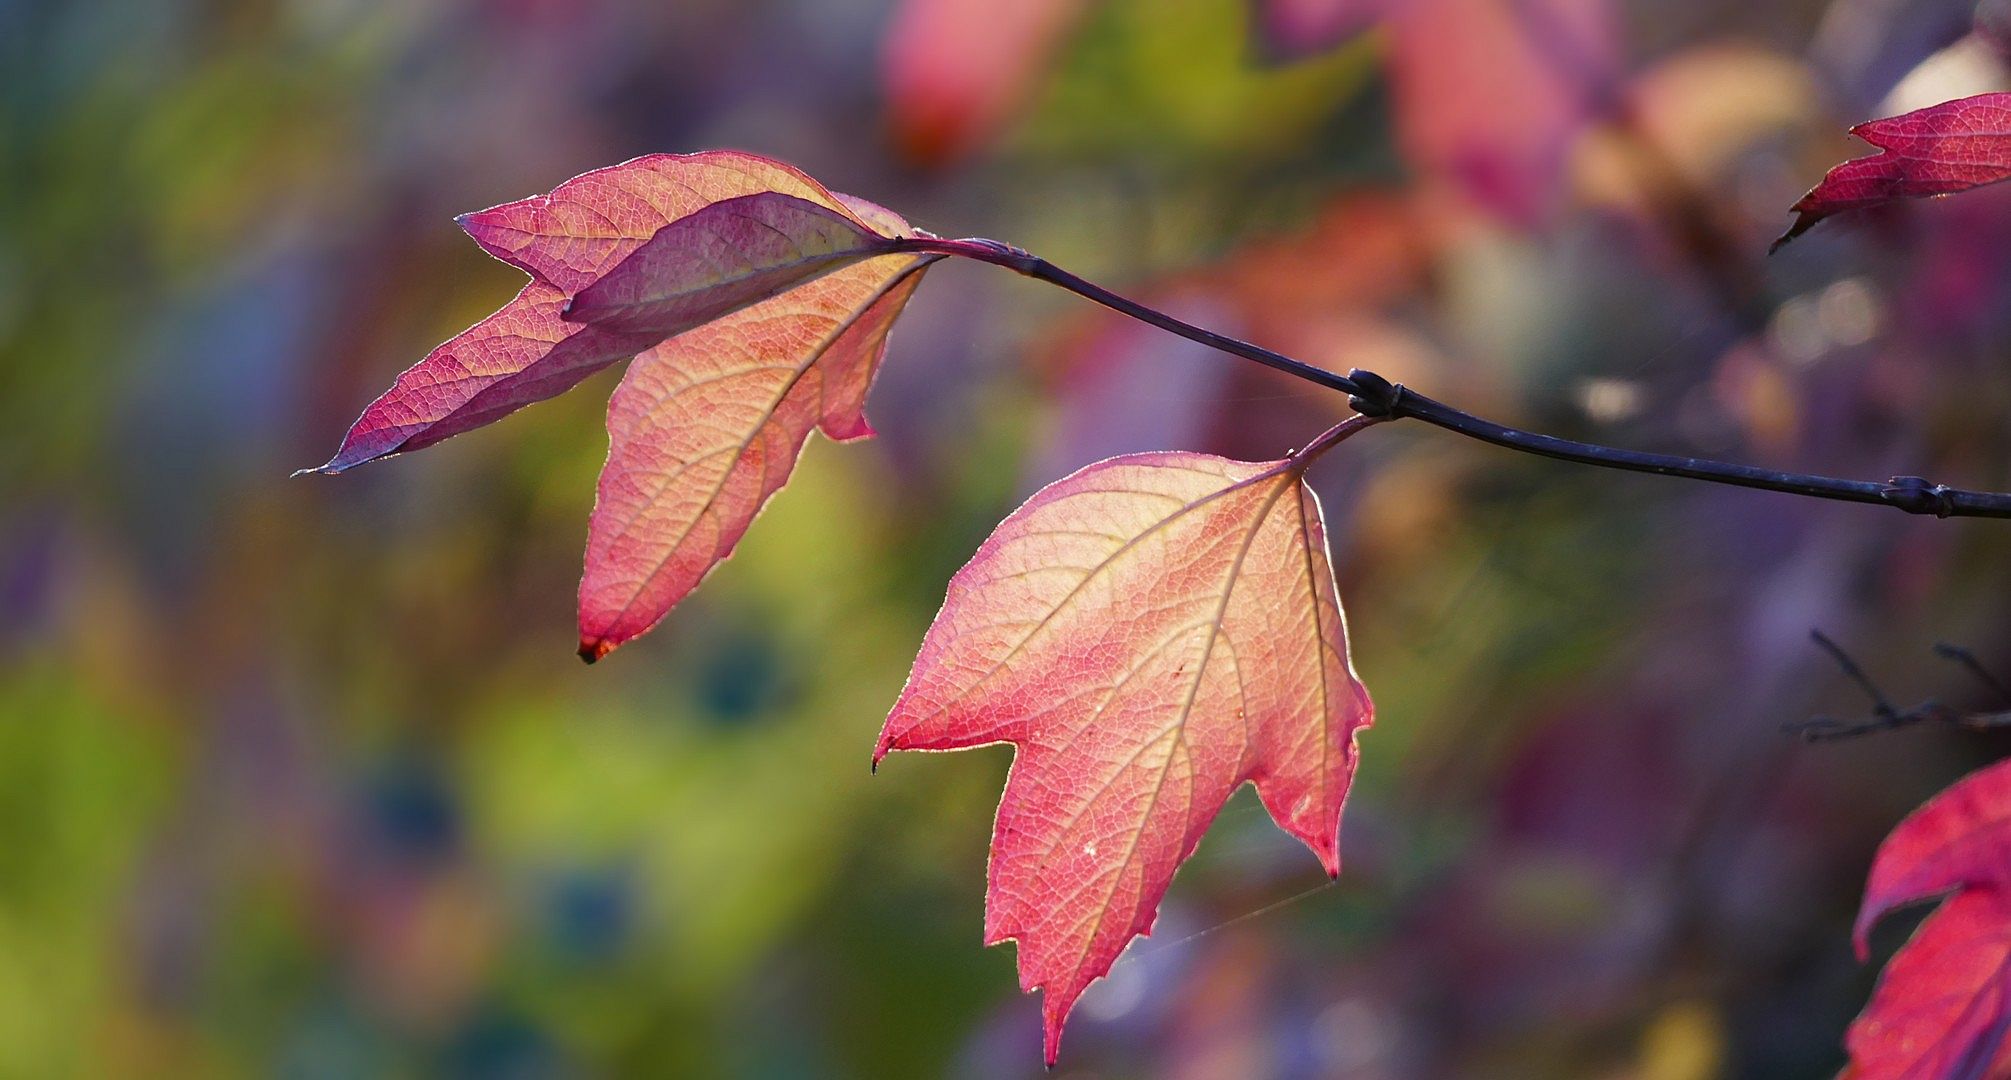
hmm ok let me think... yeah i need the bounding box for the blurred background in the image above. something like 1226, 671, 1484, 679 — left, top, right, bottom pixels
6, 0, 2011, 1075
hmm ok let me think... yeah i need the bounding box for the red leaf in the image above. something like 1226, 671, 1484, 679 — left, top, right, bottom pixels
874, 450, 1374, 1064
1849, 889, 2011, 1080
1856, 757, 2011, 958
313, 153, 937, 659
1776, 93, 2011, 251
1848, 758, 2011, 1079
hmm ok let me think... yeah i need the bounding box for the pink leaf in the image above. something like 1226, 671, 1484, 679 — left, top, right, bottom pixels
576, 254, 933, 661
1386, 0, 1616, 226
874, 450, 1374, 1064
306, 284, 658, 474
1254, 0, 1617, 223
457, 151, 870, 293
312, 152, 907, 475
560, 191, 900, 336
1848, 888, 2011, 1080
1776, 93, 2011, 250
1251, 0, 1387, 61
313, 152, 938, 659
1856, 757, 2011, 958
880, 0, 1090, 166
1847, 758, 2011, 1079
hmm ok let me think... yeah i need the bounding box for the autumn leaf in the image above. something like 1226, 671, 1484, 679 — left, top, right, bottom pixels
1847, 757, 2011, 1080
577, 249, 933, 660
881, 0, 1089, 166
874, 443, 1375, 1064
308, 153, 938, 660
455, 151, 882, 294
1250, 0, 1381, 61
310, 153, 917, 475
304, 284, 662, 474
1253, 0, 1616, 225
1775, 93, 2011, 251
559, 191, 898, 335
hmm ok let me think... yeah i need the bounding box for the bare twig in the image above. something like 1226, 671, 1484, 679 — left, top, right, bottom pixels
1788, 631, 2011, 740
895, 235, 2011, 518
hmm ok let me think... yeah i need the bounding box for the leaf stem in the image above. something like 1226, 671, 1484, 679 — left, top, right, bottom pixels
897, 236, 1362, 397
894, 235, 2011, 520
1288, 413, 1392, 469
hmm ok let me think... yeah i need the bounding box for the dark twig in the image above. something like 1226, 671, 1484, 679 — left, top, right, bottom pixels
894, 235, 2011, 519
1813, 630, 1902, 721
1788, 631, 2011, 740
1935, 642, 2011, 703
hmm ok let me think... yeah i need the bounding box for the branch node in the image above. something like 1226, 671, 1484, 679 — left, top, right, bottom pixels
940, 236, 2011, 518
1883, 476, 1957, 518
1345, 368, 1404, 419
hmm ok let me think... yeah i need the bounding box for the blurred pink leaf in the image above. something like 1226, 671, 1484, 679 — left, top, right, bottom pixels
1251, 0, 1384, 60
1846, 757, 2011, 1080
1387, 0, 1616, 225
881, 0, 1089, 166
874, 450, 1373, 1064
1253, 0, 1616, 224
1776, 93, 2011, 250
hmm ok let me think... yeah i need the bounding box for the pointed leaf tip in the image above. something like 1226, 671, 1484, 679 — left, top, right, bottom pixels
312, 152, 935, 657
575, 262, 930, 655
1779, 92, 2011, 244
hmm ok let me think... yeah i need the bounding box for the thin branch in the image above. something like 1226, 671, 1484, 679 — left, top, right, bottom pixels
1788, 631, 2011, 741
1935, 642, 2011, 703
895, 235, 2011, 520
900, 236, 1363, 398
1288, 413, 1391, 469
